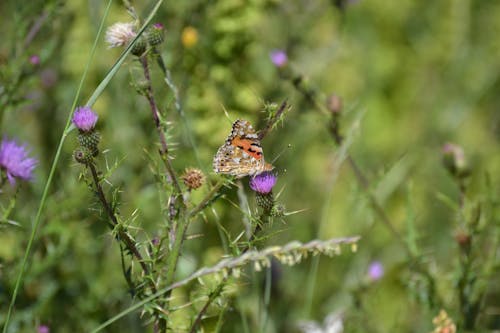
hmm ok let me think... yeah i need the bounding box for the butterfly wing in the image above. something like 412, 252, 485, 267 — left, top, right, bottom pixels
213, 120, 273, 178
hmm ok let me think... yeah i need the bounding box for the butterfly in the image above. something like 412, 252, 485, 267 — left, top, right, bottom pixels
213, 119, 274, 178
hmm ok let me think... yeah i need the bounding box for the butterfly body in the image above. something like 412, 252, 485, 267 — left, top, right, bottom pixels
213, 119, 274, 178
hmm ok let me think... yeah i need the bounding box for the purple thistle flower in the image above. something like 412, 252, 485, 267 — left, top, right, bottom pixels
0, 137, 38, 186
29, 55, 40, 65
270, 49, 288, 67
72, 106, 98, 132
249, 171, 277, 194
367, 261, 384, 281
153, 23, 164, 30
37, 325, 50, 333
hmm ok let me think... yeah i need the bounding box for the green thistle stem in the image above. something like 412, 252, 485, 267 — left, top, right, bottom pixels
88, 163, 156, 294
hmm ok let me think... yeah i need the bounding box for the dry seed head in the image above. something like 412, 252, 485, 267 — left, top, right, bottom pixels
181, 168, 205, 190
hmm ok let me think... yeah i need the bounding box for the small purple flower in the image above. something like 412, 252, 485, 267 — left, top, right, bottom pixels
37, 325, 50, 333
249, 171, 277, 194
367, 261, 384, 281
72, 106, 98, 132
270, 49, 288, 67
29, 55, 40, 65
153, 23, 164, 30
0, 137, 38, 186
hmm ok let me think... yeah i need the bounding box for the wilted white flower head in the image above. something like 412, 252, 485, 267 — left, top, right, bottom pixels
105, 22, 137, 48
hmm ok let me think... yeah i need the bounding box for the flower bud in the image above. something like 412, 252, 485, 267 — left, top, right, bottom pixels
442, 143, 469, 178
77, 131, 100, 157
131, 37, 147, 56
326, 94, 342, 114
147, 23, 165, 46
256, 192, 275, 212
74, 147, 94, 164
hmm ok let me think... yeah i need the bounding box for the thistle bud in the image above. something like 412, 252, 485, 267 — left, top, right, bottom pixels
326, 94, 342, 114
77, 131, 100, 157
147, 23, 165, 46
74, 147, 94, 165
131, 37, 147, 56
442, 143, 469, 178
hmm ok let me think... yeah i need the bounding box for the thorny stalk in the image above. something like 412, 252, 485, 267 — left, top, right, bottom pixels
257, 100, 288, 141
88, 162, 157, 294
189, 111, 286, 331
189, 212, 268, 332
139, 55, 182, 196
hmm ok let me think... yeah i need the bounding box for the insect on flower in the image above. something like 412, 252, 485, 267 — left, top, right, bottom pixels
213, 119, 274, 178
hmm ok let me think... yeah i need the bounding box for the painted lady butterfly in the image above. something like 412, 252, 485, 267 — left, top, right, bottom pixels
213, 119, 274, 178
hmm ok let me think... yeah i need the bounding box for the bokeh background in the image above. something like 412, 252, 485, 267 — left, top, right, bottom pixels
1, 0, 499, 332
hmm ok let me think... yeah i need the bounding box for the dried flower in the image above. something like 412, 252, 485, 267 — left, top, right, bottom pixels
270, 49, 288, 67
0, 137, 38, 186
72, 106, 98, 132
250, 171, 277, 194
181, 26, 198, 48
105, 22, 137, 48
367, 261, 384, 281
431, 310, 456, 333
181, 168, 205, 190
442, 143, 469, 178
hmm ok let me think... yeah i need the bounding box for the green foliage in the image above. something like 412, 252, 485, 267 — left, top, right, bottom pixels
0, 0, 499, 332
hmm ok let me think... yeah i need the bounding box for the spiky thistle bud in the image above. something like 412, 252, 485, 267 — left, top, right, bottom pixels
74, 147, 94, 165
131, 37, 147, 56
181, 168, 205, 190
147, 23, 165, 46
77, 131, 100, 157
256, 192, 275, 212
270, 203, 285, 217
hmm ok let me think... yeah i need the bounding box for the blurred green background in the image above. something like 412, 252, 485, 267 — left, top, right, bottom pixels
1, 0, 499, 332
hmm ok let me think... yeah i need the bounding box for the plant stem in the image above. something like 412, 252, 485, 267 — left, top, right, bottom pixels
2, 1, 115, 329
257, 100, 288, 141
88, 163, 156, 293
188, 210, 268, 332
139, 55, 182, 196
